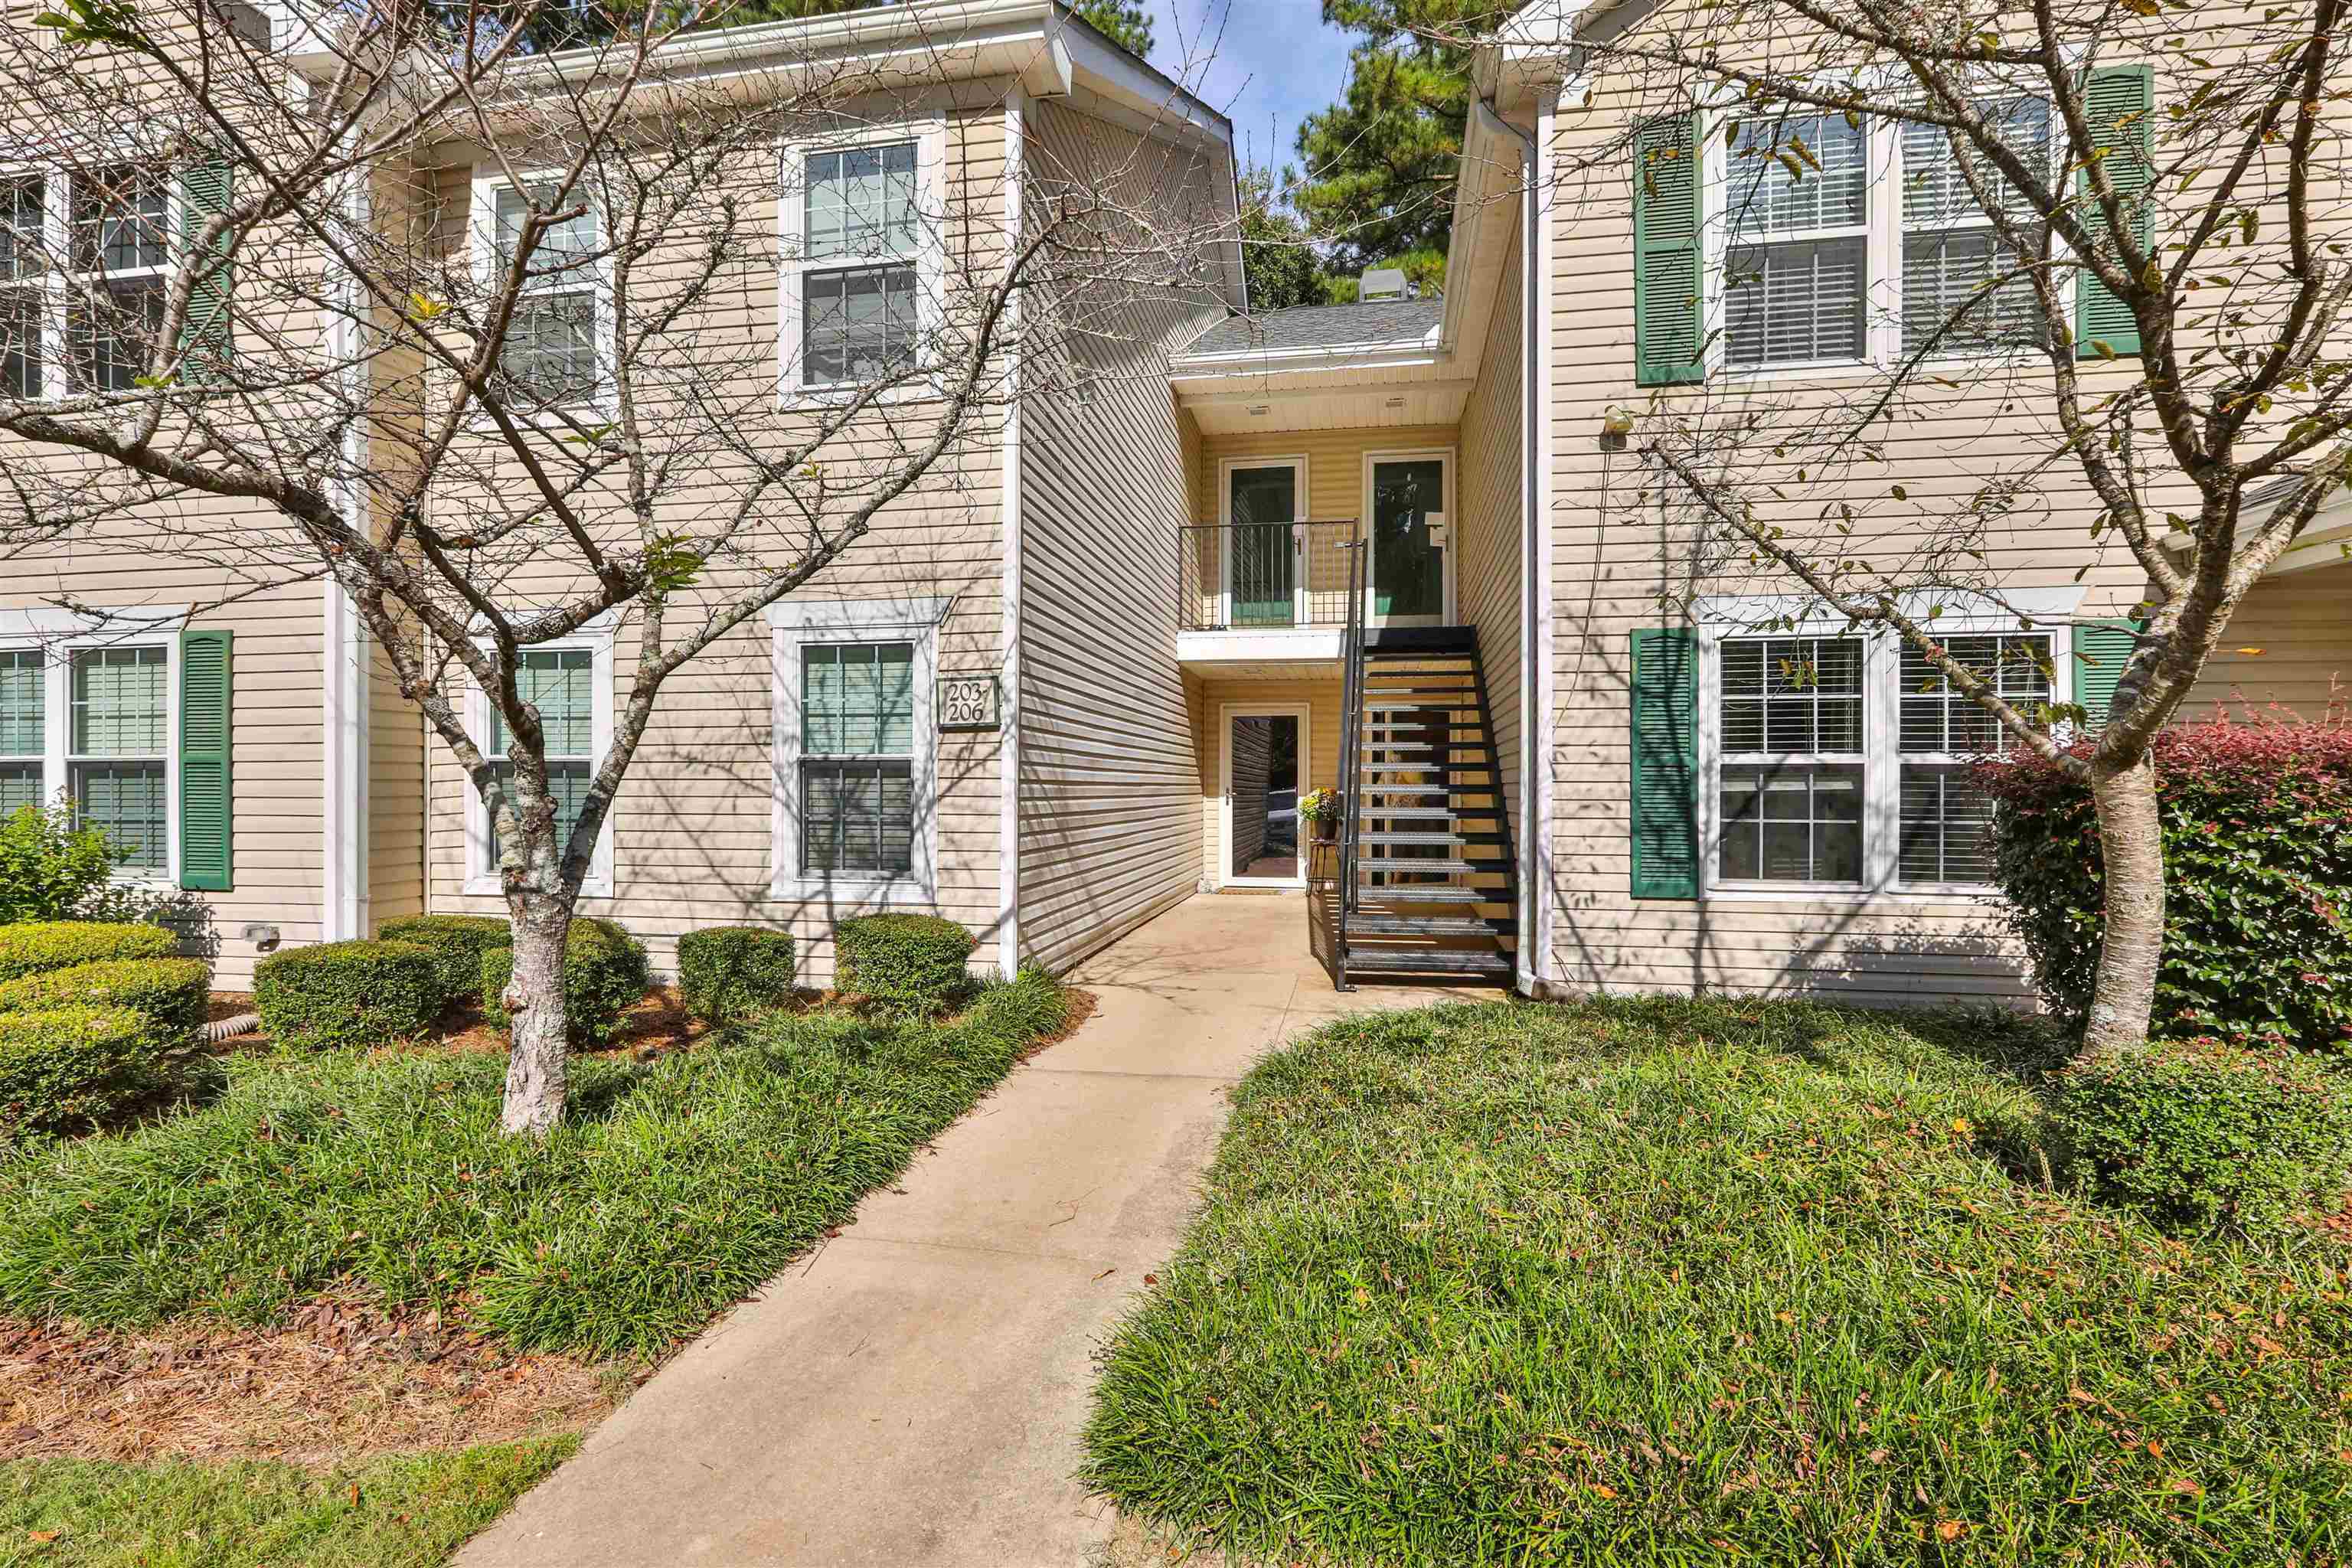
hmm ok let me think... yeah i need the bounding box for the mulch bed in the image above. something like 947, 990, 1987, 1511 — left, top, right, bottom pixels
0, 1299, 620, 1469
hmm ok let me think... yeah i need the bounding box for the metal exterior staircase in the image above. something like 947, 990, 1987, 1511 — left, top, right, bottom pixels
1331, 623, 1519, 989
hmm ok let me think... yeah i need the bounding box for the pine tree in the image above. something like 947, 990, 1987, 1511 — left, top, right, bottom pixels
1292, 2, 1506, 282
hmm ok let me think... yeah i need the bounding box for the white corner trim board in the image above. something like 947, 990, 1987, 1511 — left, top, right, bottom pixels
998, 87, 1027, 982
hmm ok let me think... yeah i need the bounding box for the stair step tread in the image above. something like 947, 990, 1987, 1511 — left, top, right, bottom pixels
1354, 886, 1509, 904
1355, 857, 1476, 874
1348, 915, 1520, 936
1361, 832, 1508, 847
1343, 949, 1515, 975
1354, 807, 1457, 821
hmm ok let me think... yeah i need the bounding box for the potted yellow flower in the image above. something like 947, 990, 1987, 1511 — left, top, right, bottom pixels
1299, 788, 1343, 842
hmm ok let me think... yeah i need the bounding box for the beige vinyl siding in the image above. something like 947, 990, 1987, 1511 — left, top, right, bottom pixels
0, 534, 328, 988
1195, 677, 1342, 887
1455, 213, 1526, 877
1013, 97, 1226, 975
420, 104, 1014, 985
1530, 20, 2162, 1004
2183, 561, 2350, 721
367, 639, 426, 926
1191, 425, 1460, 529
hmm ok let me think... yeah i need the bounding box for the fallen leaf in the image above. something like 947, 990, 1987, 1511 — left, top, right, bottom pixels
27, 1532, 59, 1545
1592, 1483, 1617, 1499
1938, 1520, 1966, 1541
1093, 1267, 1116, 1282
1143, 1273, 1158, 1285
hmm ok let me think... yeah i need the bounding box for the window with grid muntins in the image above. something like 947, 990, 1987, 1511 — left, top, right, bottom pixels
1899, 635, 2050, 753
67, 168, 166, 394
1723, 114, 1867, 368
799, 143, 919, 385
2, 177, 42, 400
491, 185, 601, 406
1900, 102, 2051, 353
1721, 636, 1864, 753
70, 645, 166, 869
1895, 632, 2048, 885
488, 648, 596, 866
800, 642, 915, 876
0, 648, 41, 815
1899, 766, 1998, 884
1719, 637, 1866, 884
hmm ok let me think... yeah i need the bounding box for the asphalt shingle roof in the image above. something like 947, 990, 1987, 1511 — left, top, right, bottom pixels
1179, 299, 1444, 358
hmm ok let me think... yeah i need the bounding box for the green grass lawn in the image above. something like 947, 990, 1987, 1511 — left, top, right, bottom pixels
0, 1439, 574, 1568
0, 971, 1067, 1361
1084, 998, 2352, 1566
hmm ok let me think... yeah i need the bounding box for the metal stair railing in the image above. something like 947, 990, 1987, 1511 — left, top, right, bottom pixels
1331, 531, 1368, 992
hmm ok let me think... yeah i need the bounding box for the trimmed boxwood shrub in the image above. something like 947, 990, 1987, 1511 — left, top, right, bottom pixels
0, 957, 212, 1047
0, 1004, 158, 1133
1975, 720, 2352, 1050
0, 921, 177, 985
480, 917, 649, 1046
2055, 1040, 2352, 1236
379, 915, 511, 1004
835, 914, 975, 1008
677, 927, 798, 1027
255, 940, 443, 1050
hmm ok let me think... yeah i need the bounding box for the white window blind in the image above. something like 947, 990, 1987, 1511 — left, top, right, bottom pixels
1896, 634, 2050, 884
1717, 637, 1867, 884
799, 641, 916, 876
70, 645, 167, 869
1899, 100, 2052, 354
0, 648, 42, 815
1723, 114, 1867, 367
797, 142, 920, 386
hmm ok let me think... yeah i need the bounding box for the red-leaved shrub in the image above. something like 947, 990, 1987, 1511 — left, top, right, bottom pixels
1972, 716, 2352, 1051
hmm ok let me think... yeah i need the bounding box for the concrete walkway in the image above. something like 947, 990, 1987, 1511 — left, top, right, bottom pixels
458, 893, 1497, 1568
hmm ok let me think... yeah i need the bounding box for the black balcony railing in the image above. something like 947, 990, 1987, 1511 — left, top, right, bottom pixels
1178, 518, 1361, 632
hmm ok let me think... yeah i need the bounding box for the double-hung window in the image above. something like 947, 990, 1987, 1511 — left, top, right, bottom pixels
769, 599, 939, 905
480, 179, 605, 410
0, 649, 44, 813
1717, 637, 1866, 884
1723, 113, 1869, 369
781, 128, 938, 395
67, 167, 168, 394
1707, 626, 2060, 893
1900, 100, 2052, 354
1, 175, 44, 399
1896, 635, 2050, 884
798, 642, 916, 877
466, 633, 614, 897
70, 645, 169, 871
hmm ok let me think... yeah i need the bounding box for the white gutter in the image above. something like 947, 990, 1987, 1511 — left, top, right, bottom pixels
322, 157, 371, 943
1527, 89, 1559, 998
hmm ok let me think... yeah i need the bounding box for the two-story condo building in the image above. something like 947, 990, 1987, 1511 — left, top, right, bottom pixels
2, 0, 2342, 1001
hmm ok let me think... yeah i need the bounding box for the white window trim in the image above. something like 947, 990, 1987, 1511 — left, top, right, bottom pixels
767, 598, 942, 910
467, 167, 616, 421
775, 119, 949, 408
3, 162, 194, 403
1694, 609, 2074, 904
1697, 91, 2066, 382
462, 626, 617, 900
0, 627, 183, 884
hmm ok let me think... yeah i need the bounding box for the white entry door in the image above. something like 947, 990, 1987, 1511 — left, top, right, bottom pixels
1220, 705, 1308, 888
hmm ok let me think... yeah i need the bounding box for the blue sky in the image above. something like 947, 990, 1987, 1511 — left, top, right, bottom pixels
1144, 0, 1355, 178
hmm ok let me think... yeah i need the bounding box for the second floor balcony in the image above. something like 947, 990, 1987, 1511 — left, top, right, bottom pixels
1177, 518, 1359, 665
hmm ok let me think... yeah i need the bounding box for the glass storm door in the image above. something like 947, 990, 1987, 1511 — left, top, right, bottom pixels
1227, 464, 1298, 627
1370, 458, 1447, 624
1227, 711, 1302, 885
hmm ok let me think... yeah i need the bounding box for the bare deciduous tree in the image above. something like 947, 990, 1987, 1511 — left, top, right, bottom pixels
0, 0, 1228, 1132
1493, 0, 2350, 1060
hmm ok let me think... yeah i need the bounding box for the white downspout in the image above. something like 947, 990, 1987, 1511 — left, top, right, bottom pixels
997, 89, 1027, 981
322, 160, 371, 943
1475, 95, 1551, 998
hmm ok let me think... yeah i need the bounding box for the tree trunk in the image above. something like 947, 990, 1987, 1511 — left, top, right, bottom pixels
2077, 753, 2165, 1067
500, 894, 573, 1137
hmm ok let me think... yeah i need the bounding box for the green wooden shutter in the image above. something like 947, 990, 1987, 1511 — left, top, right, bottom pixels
1634, 112, 1704, 387
2075, 65, 2152, 359
178, 160, 234, 378
179, 629, 232, 891
2072, 620, 2138, 727
1630, 628, 1700, 898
